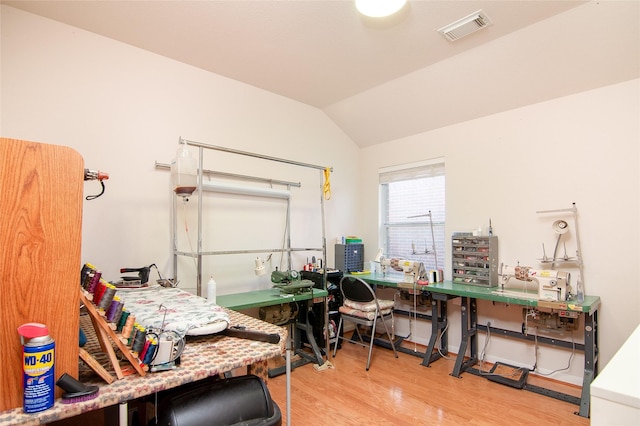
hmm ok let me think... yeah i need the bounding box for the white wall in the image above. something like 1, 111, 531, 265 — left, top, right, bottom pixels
0, 5, 361, 295
361, 79, 640, 384
2, 4, 639, 387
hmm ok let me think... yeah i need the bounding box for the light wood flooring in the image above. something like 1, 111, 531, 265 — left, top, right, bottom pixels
267, 339, 589, 426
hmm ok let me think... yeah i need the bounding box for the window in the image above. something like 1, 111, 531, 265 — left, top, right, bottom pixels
379, 159, 445, 272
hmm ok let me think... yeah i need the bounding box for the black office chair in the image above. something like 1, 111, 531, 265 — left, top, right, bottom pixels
332, 276, 398, 370
153, 375, 281, 426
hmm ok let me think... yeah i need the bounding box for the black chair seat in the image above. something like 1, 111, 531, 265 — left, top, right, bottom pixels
153, 375, 281, 426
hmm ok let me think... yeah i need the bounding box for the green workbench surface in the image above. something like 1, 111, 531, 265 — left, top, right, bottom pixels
217, 287, 328, 311
351, 272, 600, 314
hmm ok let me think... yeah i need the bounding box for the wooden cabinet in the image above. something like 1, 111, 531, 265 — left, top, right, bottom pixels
0, 138, 84, 411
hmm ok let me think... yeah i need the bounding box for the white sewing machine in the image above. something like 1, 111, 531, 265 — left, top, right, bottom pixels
499, 264, 571, 302
380, 258, 424, 284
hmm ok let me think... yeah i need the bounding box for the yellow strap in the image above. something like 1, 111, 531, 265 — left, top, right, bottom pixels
323, 167, 331, 200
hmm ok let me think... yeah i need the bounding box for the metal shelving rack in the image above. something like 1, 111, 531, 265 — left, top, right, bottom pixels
158, 139, 333, 426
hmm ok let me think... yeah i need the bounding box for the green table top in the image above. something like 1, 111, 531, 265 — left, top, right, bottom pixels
350, 272, 600, 314
217, 287, 328, 311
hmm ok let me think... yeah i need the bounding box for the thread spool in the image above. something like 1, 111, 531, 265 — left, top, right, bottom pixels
112, 300, 124, 325
84, 271, 94, 292
121, 315, 136, 339
82, 271, 93, 291
88, 270, 102, 294
131, 327, 147, 354
113, 298, 124, 324
80, 265, 91, 289
117, 310, 130, 332
93, 280, 107, 305
98, 285, 116, 310
138, 339, 151, 361
129, 325, 139, 347
105, 297, 122, 322
143, 338, 157, 365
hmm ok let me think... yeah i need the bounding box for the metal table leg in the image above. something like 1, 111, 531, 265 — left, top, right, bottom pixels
577, 309, 598, 418
421, 295, 448, 367
451, 296, 478, 377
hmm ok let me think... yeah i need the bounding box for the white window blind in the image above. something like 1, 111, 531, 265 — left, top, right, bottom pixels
379, 159, 445, 272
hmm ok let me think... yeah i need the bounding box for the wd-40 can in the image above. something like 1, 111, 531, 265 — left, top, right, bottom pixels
18, 323, 55, 413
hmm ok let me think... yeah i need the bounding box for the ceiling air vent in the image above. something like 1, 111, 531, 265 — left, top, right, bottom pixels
437, 10, 492, 41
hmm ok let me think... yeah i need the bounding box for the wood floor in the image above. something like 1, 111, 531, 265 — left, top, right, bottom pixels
267, 339, 589, 426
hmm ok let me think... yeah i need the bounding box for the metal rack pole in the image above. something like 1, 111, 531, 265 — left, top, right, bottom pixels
181, 138, 332, 172
155, 162, 301, 188
319, 169, 330, 364
197, 146, 204, 296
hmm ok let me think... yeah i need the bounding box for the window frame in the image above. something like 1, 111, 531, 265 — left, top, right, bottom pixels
378, 158, 445, 273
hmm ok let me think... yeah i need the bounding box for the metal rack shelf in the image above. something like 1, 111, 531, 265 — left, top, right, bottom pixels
159, 138, 331, 297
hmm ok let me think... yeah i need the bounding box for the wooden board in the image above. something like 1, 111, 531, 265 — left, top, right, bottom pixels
0, 138, 84, 411
80, 291, 146, 378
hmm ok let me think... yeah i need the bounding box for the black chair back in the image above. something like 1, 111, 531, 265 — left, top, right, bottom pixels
340, 276, 375, 303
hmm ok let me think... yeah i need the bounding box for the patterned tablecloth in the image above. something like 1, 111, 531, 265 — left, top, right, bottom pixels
0, 309, 286, 426
115, 286, 230, 336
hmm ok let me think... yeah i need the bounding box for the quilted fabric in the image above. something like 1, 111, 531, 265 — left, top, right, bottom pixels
116, 286, 230, 336
339, 298, 394, 321
338, 305, 392, 320
343, 298, 395, 312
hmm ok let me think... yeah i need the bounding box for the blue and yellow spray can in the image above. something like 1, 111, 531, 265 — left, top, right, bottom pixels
18, 323, 55, 413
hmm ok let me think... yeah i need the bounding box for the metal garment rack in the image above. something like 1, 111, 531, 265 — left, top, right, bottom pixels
170, 138, 331, 296
158, 138, 332, 426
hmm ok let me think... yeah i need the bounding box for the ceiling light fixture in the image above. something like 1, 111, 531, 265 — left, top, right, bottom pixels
355, 0, 407, 18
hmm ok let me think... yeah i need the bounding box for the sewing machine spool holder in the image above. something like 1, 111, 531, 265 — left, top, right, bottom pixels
536, 203, 585, 299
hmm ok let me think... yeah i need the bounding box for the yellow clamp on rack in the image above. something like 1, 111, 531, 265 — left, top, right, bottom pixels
323, 167, 331, 200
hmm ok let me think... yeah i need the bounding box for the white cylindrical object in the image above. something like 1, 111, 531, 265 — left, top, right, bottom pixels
119, 402, 128, 426
201, 181, 290, 199
255, 257, 266, 276
207, 276, 217, 304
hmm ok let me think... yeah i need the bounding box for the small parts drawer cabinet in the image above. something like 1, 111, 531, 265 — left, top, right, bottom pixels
452, 235, 498, 287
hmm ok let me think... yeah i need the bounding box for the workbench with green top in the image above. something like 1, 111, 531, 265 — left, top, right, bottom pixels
217, 287, 329, 376
360, 272, 600, 312
351, 272, 600, 418
217, 287, 328, 311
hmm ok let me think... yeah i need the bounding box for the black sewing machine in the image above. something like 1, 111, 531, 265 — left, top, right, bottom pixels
270, 269, 314, 294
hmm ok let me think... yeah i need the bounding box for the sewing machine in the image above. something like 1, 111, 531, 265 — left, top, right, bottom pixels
270, 269, 314, 294
499, 264, 571, 302
380, 258, 424, 284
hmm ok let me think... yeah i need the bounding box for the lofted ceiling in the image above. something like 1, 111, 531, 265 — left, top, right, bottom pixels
3, 0, 639, 147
